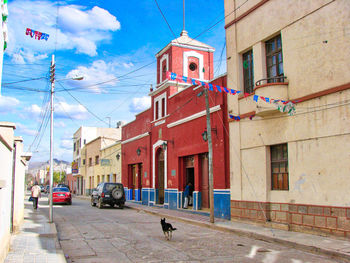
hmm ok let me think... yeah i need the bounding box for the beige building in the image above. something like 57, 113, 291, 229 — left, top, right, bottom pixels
73, 126, 122, 195
224, 0, 350, 237
80, 137, 121, 195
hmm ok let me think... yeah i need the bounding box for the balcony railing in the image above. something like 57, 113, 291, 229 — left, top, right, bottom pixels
255, 76, 288, 87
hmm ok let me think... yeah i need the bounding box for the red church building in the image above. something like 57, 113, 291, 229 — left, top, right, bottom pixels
121, 30, 230, 219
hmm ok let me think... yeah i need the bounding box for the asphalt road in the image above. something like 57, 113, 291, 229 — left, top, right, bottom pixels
39, 196, 345, 263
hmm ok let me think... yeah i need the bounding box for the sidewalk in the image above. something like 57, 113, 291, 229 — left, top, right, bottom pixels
4, 195, 66, 263
124, 199, 350, 262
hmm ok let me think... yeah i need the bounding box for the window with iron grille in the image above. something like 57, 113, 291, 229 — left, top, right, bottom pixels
243, 50, 254, 93
271, 143, 289, 190
266, 34, 284, 83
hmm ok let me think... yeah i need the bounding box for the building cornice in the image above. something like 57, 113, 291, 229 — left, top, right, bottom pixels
0, 134, 13, 151
121, 132, 150, 145
167, 105, 221, 128
225, 0, 270, 30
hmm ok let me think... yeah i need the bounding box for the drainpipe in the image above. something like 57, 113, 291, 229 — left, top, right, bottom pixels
10, 141, 17, 233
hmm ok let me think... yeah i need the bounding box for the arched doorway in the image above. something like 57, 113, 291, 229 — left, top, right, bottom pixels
157, 148, 165, 204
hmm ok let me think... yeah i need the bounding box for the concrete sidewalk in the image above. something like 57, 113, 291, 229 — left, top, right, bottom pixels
4, 195, 66, 263
124, 200, 350, 262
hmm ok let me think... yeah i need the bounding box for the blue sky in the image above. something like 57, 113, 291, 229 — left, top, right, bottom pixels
1, 0, 226, 162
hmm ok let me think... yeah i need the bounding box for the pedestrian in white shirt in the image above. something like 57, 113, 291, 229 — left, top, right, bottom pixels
31, 182, 41, 210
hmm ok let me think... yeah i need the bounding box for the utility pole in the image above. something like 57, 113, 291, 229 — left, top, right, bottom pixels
49, 54, 55, 223
204, 87, 214, 223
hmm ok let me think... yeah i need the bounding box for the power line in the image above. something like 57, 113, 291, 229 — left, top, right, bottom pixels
186, 0, 249, 44
154, 0, 179, 42
57, 81, 109, 126
2, 76, 47, 85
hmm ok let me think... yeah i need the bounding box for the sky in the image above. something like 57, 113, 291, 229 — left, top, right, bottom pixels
1, 0, 227, 163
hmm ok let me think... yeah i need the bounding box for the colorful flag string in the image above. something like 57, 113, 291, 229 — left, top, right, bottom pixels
25, 28, 49, 41
166, 71, 297, 105
166, 71, 297, 120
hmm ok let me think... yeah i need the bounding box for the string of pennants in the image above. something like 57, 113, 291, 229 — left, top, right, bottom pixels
166, 71, 296, 120
25, 28, 50, 41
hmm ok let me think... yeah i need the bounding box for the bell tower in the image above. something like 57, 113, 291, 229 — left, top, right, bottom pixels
155, 31, 215, 88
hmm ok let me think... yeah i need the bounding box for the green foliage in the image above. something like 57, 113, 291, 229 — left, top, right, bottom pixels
53, 171, 66, 184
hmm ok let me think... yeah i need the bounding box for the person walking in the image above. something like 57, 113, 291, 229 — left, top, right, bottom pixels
31, 182, 41, 210
183, 182, 192, 209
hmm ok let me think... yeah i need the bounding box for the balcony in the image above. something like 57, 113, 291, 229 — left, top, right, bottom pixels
254, 76, 289, 116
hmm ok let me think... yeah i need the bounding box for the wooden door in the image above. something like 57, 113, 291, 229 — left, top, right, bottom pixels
138, 163, 143, 200
200, 153, 209, 208
132, 164, 137, 200
158, 150, 164, 204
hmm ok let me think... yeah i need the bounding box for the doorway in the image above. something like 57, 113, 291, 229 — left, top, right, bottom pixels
200, 153, 209, 208
138, 163, 143, 200
131, 164, 137, 200
157, 149, 165, 204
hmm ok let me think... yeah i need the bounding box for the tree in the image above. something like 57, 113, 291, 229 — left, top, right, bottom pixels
53, 171, 66, 184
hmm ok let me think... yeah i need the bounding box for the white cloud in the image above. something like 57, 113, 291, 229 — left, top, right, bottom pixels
26, 104, 42, 115
123, 62, 134, 69
129, 96, 151, 113
55, 101, 89, 120
60, 139, 72, 150
7, 1, 121, 60
58, 6, 120, 33
55, 121, 66, 128
0, 95, 20, 113
16, 123, 37, 136
65, 60, 118, 93
25, 101, 88, 120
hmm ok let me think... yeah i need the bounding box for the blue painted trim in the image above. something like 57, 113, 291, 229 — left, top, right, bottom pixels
134, 189, 141, 201
214, 190, 231, 220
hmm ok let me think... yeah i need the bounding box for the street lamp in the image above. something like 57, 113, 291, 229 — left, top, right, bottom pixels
49, 54, 83, 223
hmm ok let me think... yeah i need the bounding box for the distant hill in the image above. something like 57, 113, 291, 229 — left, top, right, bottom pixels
28, 159, 70, 170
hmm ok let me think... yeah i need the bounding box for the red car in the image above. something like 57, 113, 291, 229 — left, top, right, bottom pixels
50, 187, 72, 205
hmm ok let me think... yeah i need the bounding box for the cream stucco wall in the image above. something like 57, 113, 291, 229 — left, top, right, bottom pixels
0, 123, 15, 262
225, 0, 350, 206
13, 138, 26, 231
96, 141, 122, 185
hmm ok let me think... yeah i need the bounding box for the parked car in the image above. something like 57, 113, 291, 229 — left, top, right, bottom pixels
40, 185, 45, 192
91, 182, 125, 209
49, 187, 72, 205
45, 185, 50, 193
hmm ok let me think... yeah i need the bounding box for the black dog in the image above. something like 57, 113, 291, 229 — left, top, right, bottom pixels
160, 218, 177, 240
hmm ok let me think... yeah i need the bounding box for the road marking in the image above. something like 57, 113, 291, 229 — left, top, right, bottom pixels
246, 245, 260, 258
262, 249, 280, 263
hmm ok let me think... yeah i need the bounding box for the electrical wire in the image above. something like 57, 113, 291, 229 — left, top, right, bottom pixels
185, 0, 249, 45
57, 81, 110, 126
2, 77, 47, 85
154, 0, 179, 42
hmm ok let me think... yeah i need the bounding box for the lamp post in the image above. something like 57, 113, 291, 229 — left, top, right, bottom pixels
49, 54, 83, 223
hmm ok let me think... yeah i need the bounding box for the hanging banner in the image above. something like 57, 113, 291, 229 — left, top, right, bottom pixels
25, 28, 49, 41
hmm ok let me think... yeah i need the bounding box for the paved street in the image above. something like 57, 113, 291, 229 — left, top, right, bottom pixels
37, 196, 346, 263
